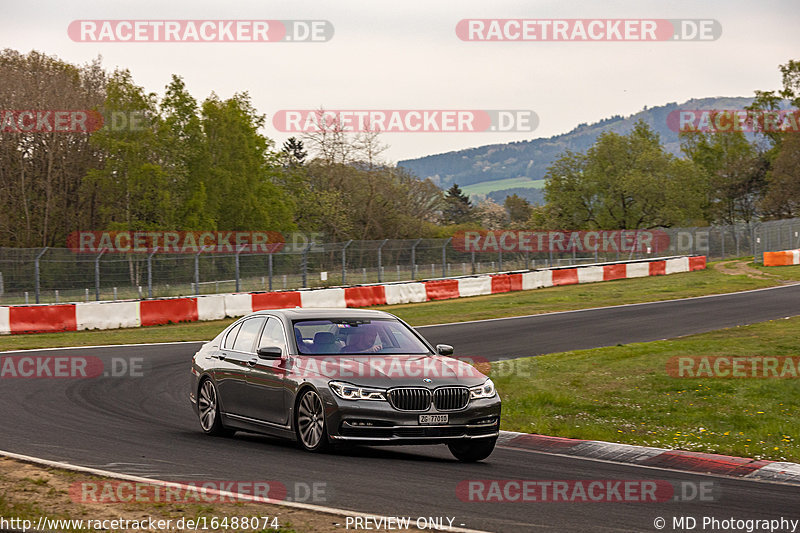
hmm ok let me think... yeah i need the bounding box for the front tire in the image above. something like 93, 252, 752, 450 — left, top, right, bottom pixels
448, 437, 497, 462
295, 388, 330, 452
197, 379, 235, 437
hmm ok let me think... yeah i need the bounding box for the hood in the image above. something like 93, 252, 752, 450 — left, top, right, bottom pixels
287, 354, 489, 388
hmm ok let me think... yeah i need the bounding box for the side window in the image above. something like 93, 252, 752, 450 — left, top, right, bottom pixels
223, 323, 242, 350
232, 317, 265, 353
258, 317, 287, 353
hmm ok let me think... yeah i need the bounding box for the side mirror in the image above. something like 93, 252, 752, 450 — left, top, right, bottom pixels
436, 344, 454, 356
257, 346, 283, 359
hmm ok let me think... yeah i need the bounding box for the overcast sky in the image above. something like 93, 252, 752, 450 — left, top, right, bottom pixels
2, 0, 798, 162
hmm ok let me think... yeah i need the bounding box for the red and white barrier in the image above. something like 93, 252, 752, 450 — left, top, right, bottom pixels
0, 306, 9, 335
196, 295, 226, 321
764, 249, 800, 266
384, 282, 426, 305
300, 288, 346, 308
0, 256, 706, 334
625, 262, 650, 278
76, 301, 141, 330
223, 293, 251, 318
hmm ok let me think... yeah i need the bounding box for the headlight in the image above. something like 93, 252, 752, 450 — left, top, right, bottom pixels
329, 381, 387, 401
470, 378, 496, 400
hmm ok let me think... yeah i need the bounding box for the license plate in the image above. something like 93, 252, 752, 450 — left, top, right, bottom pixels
419, 414, 448, 425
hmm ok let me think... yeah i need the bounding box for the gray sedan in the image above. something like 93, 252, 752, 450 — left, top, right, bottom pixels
190, 308, 501, 462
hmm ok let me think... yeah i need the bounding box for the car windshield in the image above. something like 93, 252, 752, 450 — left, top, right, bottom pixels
292, 318, 432, 355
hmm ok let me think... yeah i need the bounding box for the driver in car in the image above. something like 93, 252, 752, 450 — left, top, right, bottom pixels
343, 325, 383, 353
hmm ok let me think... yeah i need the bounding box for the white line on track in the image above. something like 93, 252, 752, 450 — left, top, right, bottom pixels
0, 449, 490, 533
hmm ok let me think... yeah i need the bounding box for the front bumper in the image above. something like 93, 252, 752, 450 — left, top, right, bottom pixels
320, 387, 501, 444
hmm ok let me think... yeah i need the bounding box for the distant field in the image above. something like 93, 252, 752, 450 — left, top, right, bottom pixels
461, 177, 544, 196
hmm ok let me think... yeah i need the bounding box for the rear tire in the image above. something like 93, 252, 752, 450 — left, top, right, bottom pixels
295, 389, 330, 453
197, 379, 235, 437
448, 437, 497, 462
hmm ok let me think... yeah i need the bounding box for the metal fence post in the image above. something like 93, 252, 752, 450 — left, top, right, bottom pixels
34, 247, 48, 304
194, 249, 202, 296
471, 251, 476, 274
302, 242, 313, 287
235, 244, 245, 292
411, 238, 422, 279
268, 252, 273, 291
95, 248, 106, 301
342, 240, 352, 284
498, 250, 503, 272
377, 239, 388, 283
147, 247, 159, 299
442, 238, 451, 278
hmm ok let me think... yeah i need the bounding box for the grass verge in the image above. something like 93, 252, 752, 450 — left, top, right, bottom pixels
492, 315, 800, 462
4, 261, 800, 351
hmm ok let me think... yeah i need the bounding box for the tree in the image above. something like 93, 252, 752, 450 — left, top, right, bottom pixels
544, 121, 704, 229
681, 125, 767, 224
748, 59, 800, 153
442, 184, 474, 225
0, 49, 106, 246
760, 133, 800, 218
504, 194, 533, 225
281, 137, 307, 168
158, 75, 215, 230
199, 92, 294, 232
83, 69, 173, 232
475, 198, 509, 229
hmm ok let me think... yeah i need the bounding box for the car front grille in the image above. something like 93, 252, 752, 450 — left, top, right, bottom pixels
388, 387, 432, 411
433, 387, 470, 411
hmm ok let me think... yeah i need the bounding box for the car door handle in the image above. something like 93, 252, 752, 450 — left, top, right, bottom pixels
247, 357, 258, 367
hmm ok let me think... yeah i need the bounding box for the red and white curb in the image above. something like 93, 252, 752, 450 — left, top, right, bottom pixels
497, 431, 800, 485
0, 255, 706, 335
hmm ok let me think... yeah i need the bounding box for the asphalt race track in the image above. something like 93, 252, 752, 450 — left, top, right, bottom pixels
420, 284, 800, 359
3, 285, 800, 532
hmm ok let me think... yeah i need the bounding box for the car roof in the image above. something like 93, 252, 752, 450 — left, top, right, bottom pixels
247, 308, 396, 320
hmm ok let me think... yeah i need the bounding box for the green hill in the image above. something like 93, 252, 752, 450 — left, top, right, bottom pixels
398, 96, 754, 203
